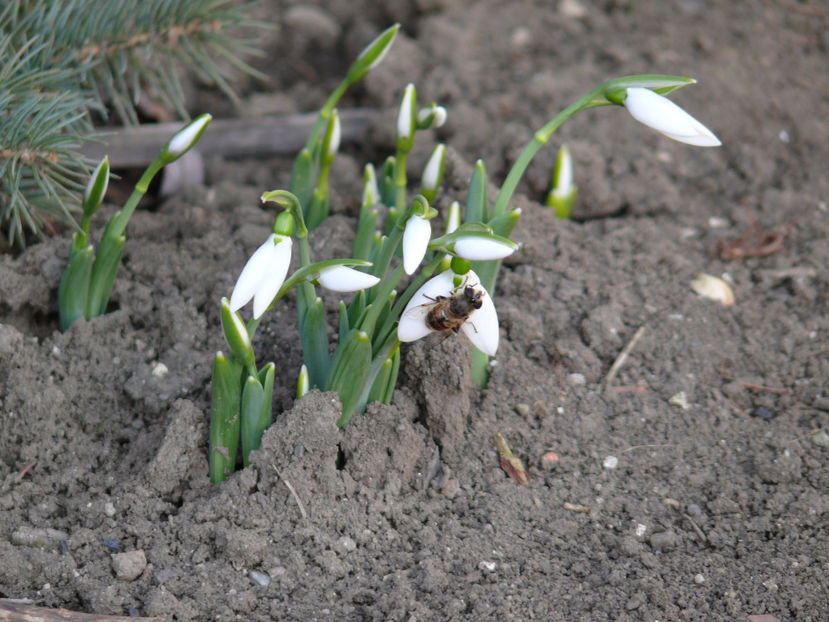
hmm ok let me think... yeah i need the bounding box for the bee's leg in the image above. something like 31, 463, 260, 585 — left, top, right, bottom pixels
466, 319, 479, 333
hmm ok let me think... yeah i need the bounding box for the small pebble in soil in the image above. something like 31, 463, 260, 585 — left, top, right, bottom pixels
478, 561, 496, 573
541, 451, 560, 469
635, 523, 647, 538
111, 549, 147, 581
104, 501, 116, 517
694, 573, 705, 584
602, 455, 618, 469
514, 403, 530, 417
750, 406, 777, 420
669, 391, 689, 410
567, 373, 586, 386
810, 430, 829, 448
11, 526, 69, 549
686, 503, 702, 517
649, 530, 678, 550
151, 361, 169, 377
250, 570, 271, 587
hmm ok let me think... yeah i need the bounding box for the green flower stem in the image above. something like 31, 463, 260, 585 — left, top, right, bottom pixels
303, 79, 349, 154
360, 263, 404, 336
491, 74, 694, 220
109, 159, 165, 237
393, 149, 409, 214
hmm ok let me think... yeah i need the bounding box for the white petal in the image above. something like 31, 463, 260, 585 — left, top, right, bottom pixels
624, 88, 721, 147
402, 215, 431, 275
421, 144, 445, 191
461, 287, 499, 356
554, 144, 573, 195
397, 268, 499, 356
251, 236, 292, 319
453, 237, 516, 261
318, 265, 381, 292
397, 269, 457, 342
432, 105, 447, 128
229, 233, 278, 312
397, 84, 415, 140
167, 114, 211, 158
445, 201, 461, 234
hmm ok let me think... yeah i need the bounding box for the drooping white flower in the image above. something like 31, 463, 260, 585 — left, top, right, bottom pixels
397, 269, 499, 356
317, 265, 381, 292
452, 236, 516, 261
230, 233, 293, 319
623, 87, 721, 147
402, 215, 431, 275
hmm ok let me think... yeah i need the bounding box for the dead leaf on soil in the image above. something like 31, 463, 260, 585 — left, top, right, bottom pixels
494, 433, 529, 486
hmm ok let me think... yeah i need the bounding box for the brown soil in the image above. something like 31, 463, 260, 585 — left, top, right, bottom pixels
1, 1, 827, 620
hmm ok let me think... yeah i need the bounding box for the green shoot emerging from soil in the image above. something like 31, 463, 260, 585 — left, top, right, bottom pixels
58, 115, 211, 331
210, 25, 720, 483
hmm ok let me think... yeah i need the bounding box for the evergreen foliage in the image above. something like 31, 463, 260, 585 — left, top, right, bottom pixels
0, 0, 263, 246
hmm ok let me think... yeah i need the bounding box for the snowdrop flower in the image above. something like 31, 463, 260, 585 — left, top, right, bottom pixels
417, 104, 447, 129
623, 87, 720, 147
452, 236, 516, 261
398, 269, 499, 356
397, 83, 416, 142
402, 214, 431, 274
164, 113, 212, 161
317, 265, 381, 292
420, 144, 446, 201
230, 233, 293, 319
347, 24, 399, 81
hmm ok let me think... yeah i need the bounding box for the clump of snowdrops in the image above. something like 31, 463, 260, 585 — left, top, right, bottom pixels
209, 24, 720, 482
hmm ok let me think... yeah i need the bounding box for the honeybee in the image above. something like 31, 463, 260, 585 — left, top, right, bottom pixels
423, 283, 484, 335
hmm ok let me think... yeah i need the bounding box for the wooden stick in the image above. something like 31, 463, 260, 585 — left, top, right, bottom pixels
81, 108, 380, 168
0, 600, 163, 621
604, 325, 646, 385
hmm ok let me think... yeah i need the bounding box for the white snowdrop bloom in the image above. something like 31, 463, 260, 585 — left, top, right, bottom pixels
624, 87, 721, 147
166, 114, 212, 159
317, 265, 381, 292
397, 84, 416, 140
402, 215, 431, 275
417, 105, 448, 128
445, 201, 461, 234
421, 144, 446, 194
452, 237, 516, 261
397, 269, 499, 356
432, 105, 447, 127
230, 233, 293, 319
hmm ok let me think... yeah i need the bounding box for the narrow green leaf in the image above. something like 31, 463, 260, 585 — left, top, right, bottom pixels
85, 220, 124, 319
300, 296, 330, 389
289, 148, 315, 214
353, 205, 378, 261
240, 375, 263, 467
465, 159, 488, 223
305, 185, 329, 230
326, 330, 372, 426
58, 239, 93, 331
209, 352, 243, 483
